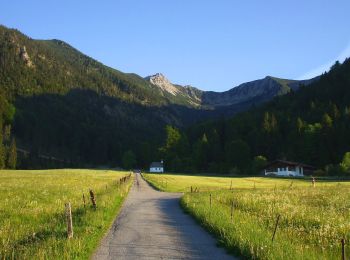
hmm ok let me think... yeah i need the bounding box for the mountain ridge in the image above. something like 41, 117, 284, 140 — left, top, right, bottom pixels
161, 58, 350, 174
0, 24, 322, 168
145, 72, 318, 108
1, 24, 318, 111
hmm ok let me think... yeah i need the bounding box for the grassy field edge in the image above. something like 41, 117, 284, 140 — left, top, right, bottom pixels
89, 175, 134, 259
142, 173, 240, 257
143, 173, 350, 260
0, 169, 134, 259
179, 196, 242, 258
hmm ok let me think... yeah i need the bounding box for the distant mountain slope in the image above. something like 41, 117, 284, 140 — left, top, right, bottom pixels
144, 73, 203, 107
0, 25, 321, 168
201, 76, 317, 107
1, 24, 317, 111
145, 73, 317, 110
162, 59, 350, 174
0, 25, 169, 105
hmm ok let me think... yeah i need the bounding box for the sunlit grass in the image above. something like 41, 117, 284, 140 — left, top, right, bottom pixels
143, 173, 350, 259
0, 169, 133, 259
142, 173, 336, 192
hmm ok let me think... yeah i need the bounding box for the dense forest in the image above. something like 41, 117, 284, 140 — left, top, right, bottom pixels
0, 26, 168, 105
0, 25, 306, 170
1, 24, 350, 175
0, 90, 16, 169
0, 25, 208, 168
160, 59, 350, 176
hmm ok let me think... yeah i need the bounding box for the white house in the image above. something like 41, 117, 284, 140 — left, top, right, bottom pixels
150, 161, 164, 173
264, 160, 314, 177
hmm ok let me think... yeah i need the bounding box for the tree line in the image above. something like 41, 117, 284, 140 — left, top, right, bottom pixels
159, 59, 350, 176
0, 91, 17, 169
2, 24, 350, 174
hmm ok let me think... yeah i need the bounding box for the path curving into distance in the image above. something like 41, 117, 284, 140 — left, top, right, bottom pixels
93, 173, 235, 260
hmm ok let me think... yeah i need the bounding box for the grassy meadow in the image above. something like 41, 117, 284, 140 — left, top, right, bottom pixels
143, 173, 350, 259
0, 169, 133, 259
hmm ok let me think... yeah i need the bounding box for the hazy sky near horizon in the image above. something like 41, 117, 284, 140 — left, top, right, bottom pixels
1, 1, 350, 91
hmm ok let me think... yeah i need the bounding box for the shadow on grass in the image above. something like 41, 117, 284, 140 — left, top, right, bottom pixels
141, 173, 236, 258
140, 173, 164, 192
178, 198, 243, 259
11, 207, 89, 251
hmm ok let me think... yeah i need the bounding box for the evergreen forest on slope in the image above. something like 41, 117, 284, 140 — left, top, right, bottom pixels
1, 25, 350, 175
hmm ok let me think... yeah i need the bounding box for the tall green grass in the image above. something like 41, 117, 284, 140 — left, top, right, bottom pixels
143, 173, 350, 259
143, 174, 323, 192
0, 169, 133, 259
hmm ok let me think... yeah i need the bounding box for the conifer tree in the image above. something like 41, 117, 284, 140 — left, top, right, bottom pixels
296, 117, 304, 133
0, 119, 5, 169
7, 138, 17, 169
322, 113, 333, 128
122, 150, 136, 169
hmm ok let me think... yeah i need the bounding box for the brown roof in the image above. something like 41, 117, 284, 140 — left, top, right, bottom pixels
150, 162, 163, 168
265, 160, 315, 169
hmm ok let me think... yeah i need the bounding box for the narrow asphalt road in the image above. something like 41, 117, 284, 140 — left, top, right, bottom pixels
93, 173, 235, 260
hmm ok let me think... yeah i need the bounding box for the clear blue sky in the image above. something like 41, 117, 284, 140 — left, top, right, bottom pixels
1, 0, 350, 91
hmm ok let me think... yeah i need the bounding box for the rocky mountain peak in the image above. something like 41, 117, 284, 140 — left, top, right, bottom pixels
145, 73, 179, 95
147, 73, 170, 84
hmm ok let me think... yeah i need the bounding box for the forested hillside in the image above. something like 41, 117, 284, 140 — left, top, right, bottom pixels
1, 24, 346, 173
0, 91, 16, 169
160, 59, 350, 176
0, 25, 172, 104
0, 25, 318, 169
0, 25, 206, 168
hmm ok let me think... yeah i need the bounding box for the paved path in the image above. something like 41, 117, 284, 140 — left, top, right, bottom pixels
93, 173, 234, 260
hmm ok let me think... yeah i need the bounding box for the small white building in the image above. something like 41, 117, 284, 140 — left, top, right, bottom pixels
264, 160, 314, 177
150, 161, 164, 173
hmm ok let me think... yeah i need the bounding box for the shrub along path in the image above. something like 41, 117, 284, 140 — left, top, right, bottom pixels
93, 172, 234, 259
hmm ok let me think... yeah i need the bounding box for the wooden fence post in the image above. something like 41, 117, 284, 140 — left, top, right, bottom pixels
65, 202, 73, 239
191, 186, 193, 193
341, 238, 346, 260
230, 201, 234, 223
271, 214, 281, 242
210, 193, 212, 208
89, 189, 96, 209
82, 193, 86, 208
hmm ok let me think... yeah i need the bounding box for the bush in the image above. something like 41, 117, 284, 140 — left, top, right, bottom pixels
313, 169, 327, 176
325, 164, 345, 176
340, 152, 350, 175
